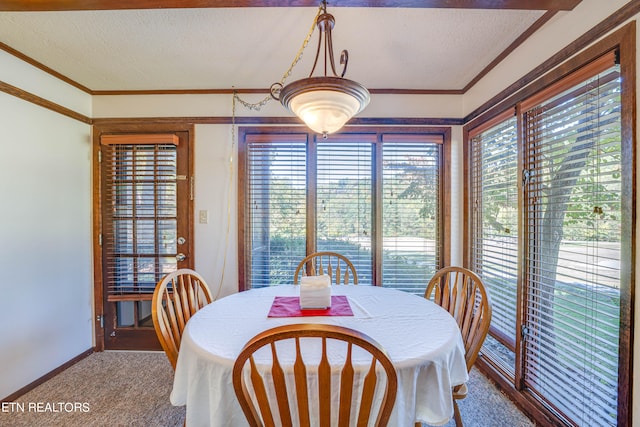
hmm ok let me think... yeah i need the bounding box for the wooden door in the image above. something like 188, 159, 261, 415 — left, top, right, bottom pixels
93, 126, 193, 350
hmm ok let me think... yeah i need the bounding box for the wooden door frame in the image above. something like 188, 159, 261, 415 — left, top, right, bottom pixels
92, 122, 195, 351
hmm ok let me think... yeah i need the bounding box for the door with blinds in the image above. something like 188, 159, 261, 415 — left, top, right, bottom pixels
520, 53, 624, 426
96, 130, 193, 350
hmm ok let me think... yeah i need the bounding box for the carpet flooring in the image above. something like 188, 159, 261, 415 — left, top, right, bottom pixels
1, 351, 534, 427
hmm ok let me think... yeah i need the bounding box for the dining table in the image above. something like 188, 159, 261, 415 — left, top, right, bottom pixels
170, 284, 468, 427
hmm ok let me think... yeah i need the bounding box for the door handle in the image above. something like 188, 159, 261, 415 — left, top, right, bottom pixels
176, 253, 186, 262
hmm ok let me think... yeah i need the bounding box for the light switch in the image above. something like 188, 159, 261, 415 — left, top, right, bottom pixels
199, 210, 209, 224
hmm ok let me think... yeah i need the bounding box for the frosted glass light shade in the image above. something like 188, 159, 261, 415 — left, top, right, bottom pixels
280, 76, 370, 135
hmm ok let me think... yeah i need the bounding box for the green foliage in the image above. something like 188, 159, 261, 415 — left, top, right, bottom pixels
562, 135, 622, 242
317, 178, 371, 240
252, 236, 306, 286
388, 158, 439, 226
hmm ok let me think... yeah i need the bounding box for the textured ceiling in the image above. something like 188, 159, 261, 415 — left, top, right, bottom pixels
0, 7, 546, 91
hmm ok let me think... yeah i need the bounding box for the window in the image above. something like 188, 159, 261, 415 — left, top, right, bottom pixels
238, 127, 448, 293
521, 53, 622, 426
469, 113, 519, 375
466, 48, 632, 426
102, 135, 181, 298
242, 135, 307, 286
382, 135, 442, 293
317, 134, 375, 282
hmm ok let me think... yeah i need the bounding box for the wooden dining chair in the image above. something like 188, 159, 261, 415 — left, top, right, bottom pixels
232, 323, 398, 427
419, 266, 492, 427
293, 251, 358, 285
151, 268, 214, 370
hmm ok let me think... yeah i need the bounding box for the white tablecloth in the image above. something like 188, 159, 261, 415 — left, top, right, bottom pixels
170, 285, 468, 427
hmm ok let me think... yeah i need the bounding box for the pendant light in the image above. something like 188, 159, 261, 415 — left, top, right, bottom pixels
270, 1, 370, 137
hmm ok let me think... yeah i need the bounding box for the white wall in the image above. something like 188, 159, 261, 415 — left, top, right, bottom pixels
91, 93, 463, 119
0, 49, 91, 117
193, 124, 239, 299
0, 77, 93, 398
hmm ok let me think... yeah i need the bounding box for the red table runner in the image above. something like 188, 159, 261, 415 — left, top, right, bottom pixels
267, 295, 353, 317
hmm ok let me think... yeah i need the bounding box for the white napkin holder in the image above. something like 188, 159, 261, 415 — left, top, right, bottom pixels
299, 274, 331, 309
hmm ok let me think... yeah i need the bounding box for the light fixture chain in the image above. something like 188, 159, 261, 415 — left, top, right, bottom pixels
214, 91, 238, 300
233, 5, 322, 111
278, 5, 323, 85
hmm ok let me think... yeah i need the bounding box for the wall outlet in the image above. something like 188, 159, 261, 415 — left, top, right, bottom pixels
198, 210, 209, 224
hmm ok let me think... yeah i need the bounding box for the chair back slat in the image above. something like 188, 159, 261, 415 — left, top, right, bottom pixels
445, 273, 454, 312
294, 252, 358, 285
465, 309, 482, 354
357, 357, 379, 427
458, 280, 474, 337
293, 338, 311, 427
453, 271, 464, 315
438, 271, 456, 323
233, 324, 397, 427
249, 356, 276, 427
337, 342, 354, 426
161, 291, 180, 356
431, 284, 442, 307
185, 275, 197, 315
174, 277, 187, 331
318, 337, 332, 427
270, 342, 292, 427
166, 288, 184, 348
152, 269, 214, 370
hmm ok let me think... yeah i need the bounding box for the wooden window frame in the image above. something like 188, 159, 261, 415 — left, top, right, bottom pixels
463, 22, 635, 427
237, 126, 451, 292
468, 110, 519, 363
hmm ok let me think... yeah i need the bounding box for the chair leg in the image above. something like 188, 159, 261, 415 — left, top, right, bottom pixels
453, 400, 463, 427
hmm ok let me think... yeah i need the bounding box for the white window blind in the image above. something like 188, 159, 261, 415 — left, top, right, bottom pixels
317, 136, 374, 284
382, 135, 441, 295
101, 141, 178, 299
469, 114, 519, 373
522, 55, 621, 426
240, 128, 445, 291
246, 137, 307, 287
